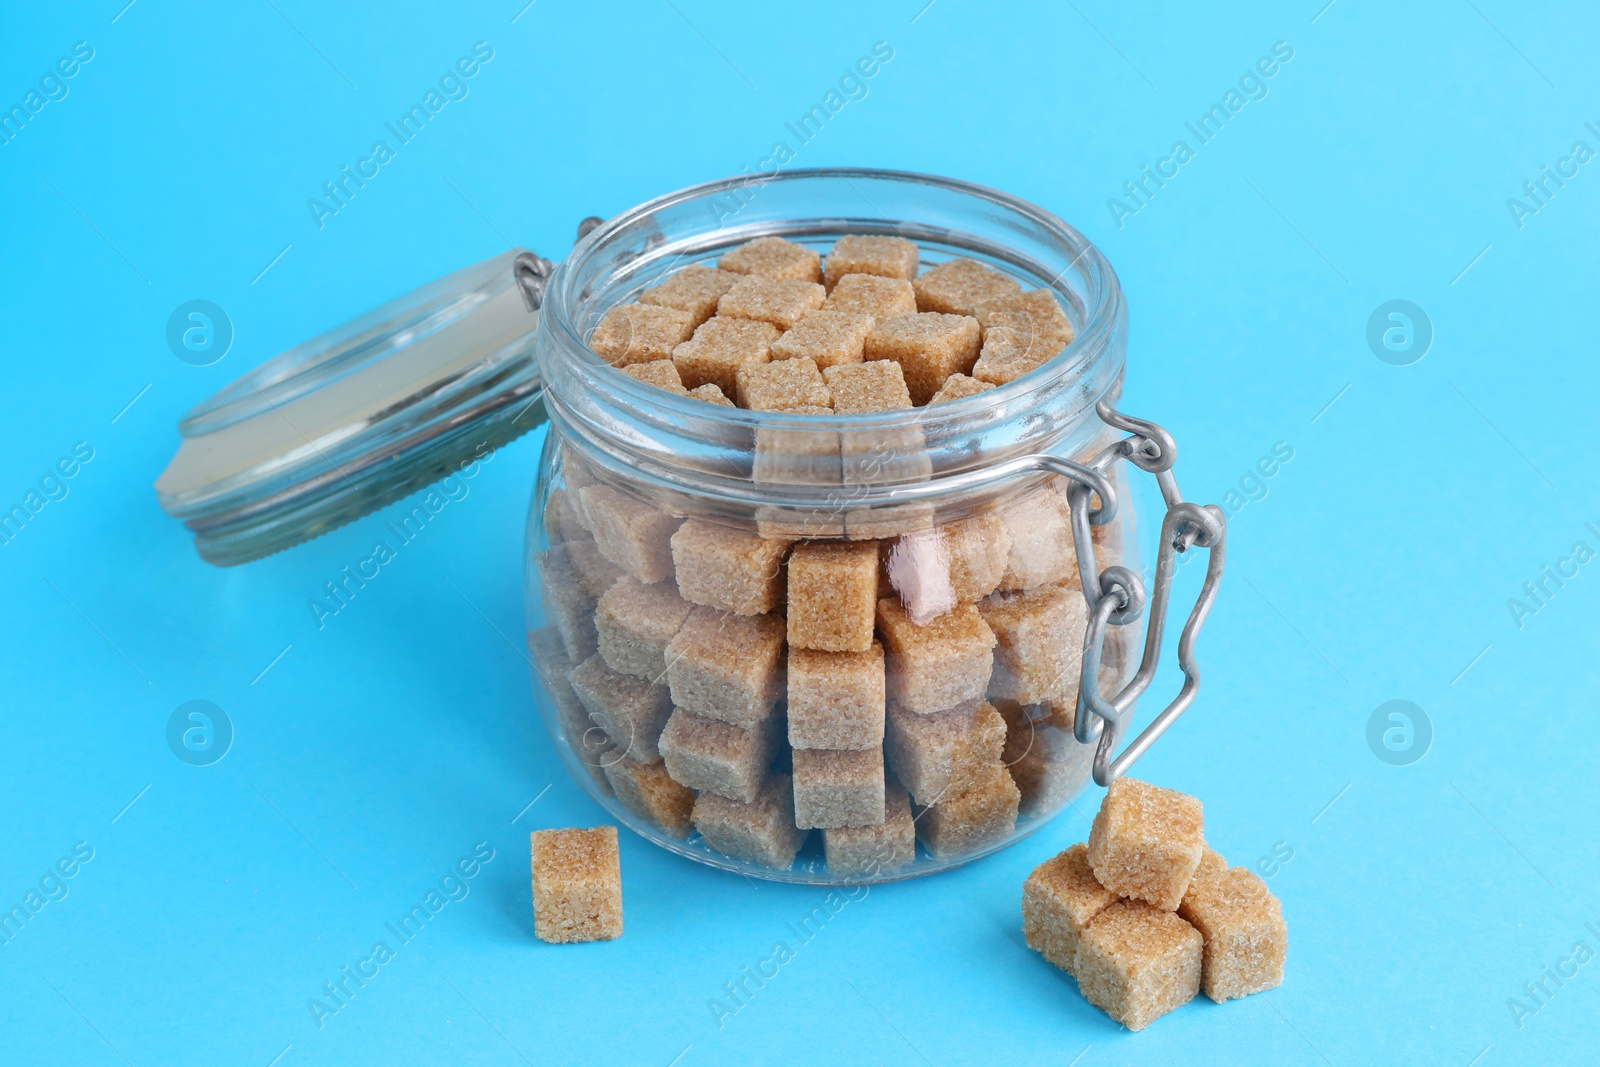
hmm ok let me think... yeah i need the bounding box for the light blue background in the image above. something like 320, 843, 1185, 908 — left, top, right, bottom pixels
2, 2, 1596, 1064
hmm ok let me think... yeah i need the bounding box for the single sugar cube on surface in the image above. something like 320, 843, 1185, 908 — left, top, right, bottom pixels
604, 755, 696, 838
663, 606, 787, 728
863, 312, 982, 405
885, 700, 1006, 806
1088, 777, 1207, 911
927, 373, 997, 404
658, 708, 780, 803
692, 772, 808, 869
672, 317, 780, 398
980, 583, 1088, 706
590, 304, 696, 367
787, 642, 885, 750
569, 654, 674, 763
1022, 842, 1120, 975
638, 264, 743, 327
942, 512, 1011, 601
670, 519, 790, 616
1074, 902, 1203, 1031
997, 488, 1077, 592
530, 827, 623, 944
822, 273, 918, 325
787, 541, 881, 652
770, 310, 875, 369
823, 778, 916, 878
718, 236, 823, 284
916, 763, 1020, 858
736, 356, 833, 412
718, 276, 826, 331
595, 576, 693, 681
529, 628, 614, 795
580, 485, 682, 585
538, 546, 598, 661
688, 382, 735, 406
622, 359, 690, 396
876, 598, 996, 714
824, 359, 913, 414
1178, 854, 1287, 1002
792, 747, 886, 829
824, 235, 919, 290
912, 257, 1022, 316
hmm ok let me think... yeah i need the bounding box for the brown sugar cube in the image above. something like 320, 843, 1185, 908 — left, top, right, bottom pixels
787, 643, 885, 750
863, 312, 982, 405
1075, 902, 1203, 1030
595, 577, 693, 681
880, 530, 956, 625
672, 317, 780, 398
844, 502, 937, 542
876, 598, 996, 714
912, 257, 1022, 316
658, 707, 780, 803
1022, 842, 1120, 975
621, 359, 690, 396
604, 754, 695, 838
770, 310, 874, 369
822, 274, 918, 325
927, 373, 997, 405
885, 699, 1006, 805
980, 583, 1088, 705
736, 357, 832, 412
824, 359, 913, 414
530, 827, 622, 943
565, 537, 625, 599
823, 778, 916, 878
943, 512, 1011, 601
543, 487, 588, 545
792, 748, 885, 829
787, 541, 880, 652
589, 304, 696, 367
570, 654, 674, 763
1178, 856, 1286, 1002
539, 546, 599, 661
663, 606, 786, 728
972, 325, 1051, 386
824, 235, 919, 290
1088, 777, 1207, 911
997, 488, 1077, 592
916, 764, 1020, 858
688, 382, 735, 406
752, 408, 841, 488
975, 288, 1074, 356
638, 264, 743, 327
997, 699, 1092, 815
718, 276, 826, 331
529, 628, 615, 795
670, 519, 790, 616
718, 236, 823, 284
826, 360, 929, 489
692, 772, 808, 868
580, 485, 681, 585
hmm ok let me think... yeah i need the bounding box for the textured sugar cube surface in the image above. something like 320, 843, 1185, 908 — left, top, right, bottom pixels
972, 327, 1045, 386
824, 359, 913, 414
718, 275, 827, 331
672, 317, 780, 398
927, 373, 997, 405
1088, 777, 1206, 911
943, 512, 1011, 601
565, 537, 624, 598
863, 312, 982, 405
638, 265, 743, 327
980, 583, 1088, 705
997, 488, 1077, 591
529, 629, 614, 795
824, 779, 916, 878
997, 699, 1091, 815
769, 310, 874, 369
787, 540, 881, 652
912, 257, 1022, 316
663, 606, 786, 728
658, 708, 778, 803
590, 304, 696, 367
752, 408, 841, 489
876, 598, 996, 713
787, 642, 885, 750
603, 755, 695, 838
825, 235, 919, 289
580, 485, 681, 585
688, 383, 735, 406
884, 700, 1006, 805
1178, 854, 1287, 1002
718, 236, 823, 284
595, 576, 693, 681
1075, 902, 1203, 1031
971, 290, 1074, 384
543, 486, 589, 545
822, 273, 918, 324
1022, 842, 1120, 975
539, 546, 599, 661
530, 827, 622, 944
845, 501, 936, 543
622, 359, 689, 396
792, 747, 886, 829
736, 357, 833, 412
670, 519, 790, 616
692, 772, 808, 869
916, 763, 1020, 858
570, 654, 674, 763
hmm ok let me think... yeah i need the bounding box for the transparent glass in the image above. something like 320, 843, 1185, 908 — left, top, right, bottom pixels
522, 169, 1142, 883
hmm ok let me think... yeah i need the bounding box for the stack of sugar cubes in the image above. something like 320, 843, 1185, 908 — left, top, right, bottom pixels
527, 232, 1122, 876
1023, 778, 1287, 1030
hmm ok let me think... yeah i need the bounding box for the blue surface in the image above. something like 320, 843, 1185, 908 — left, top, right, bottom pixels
2, 2, 1596, 1064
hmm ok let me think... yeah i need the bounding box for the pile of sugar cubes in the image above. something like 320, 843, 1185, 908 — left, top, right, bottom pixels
1023, 778, 1287, 1030
527, 233, 1123, 876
